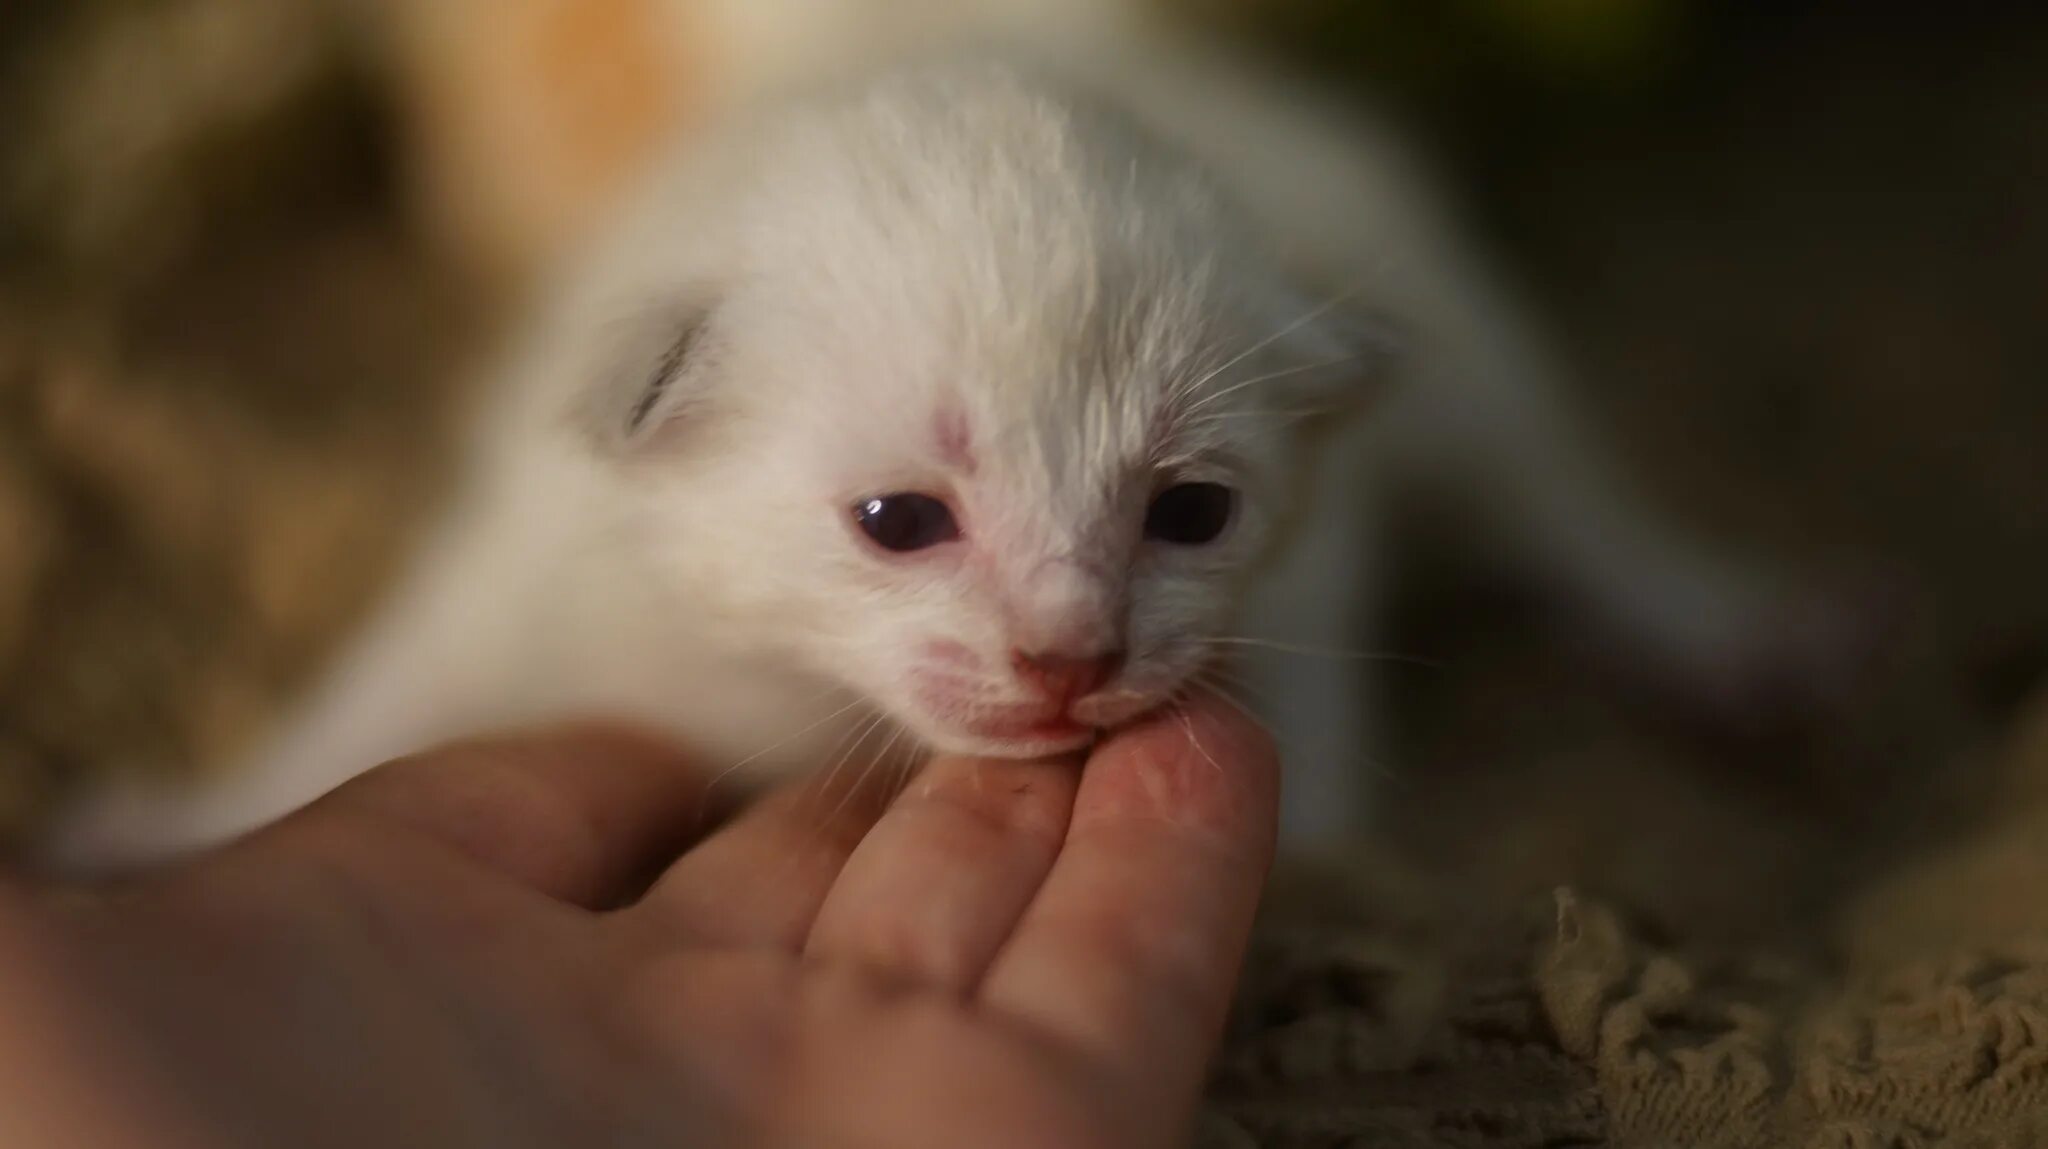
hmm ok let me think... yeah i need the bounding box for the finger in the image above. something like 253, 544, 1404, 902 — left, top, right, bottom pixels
804, 754, 1078, 992
303, 723, 710, 908
629, 759, 900, 950
978, 694, 1277, 1101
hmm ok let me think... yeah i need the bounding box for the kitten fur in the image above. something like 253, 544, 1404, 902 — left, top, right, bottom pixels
49, 13, 1804, 864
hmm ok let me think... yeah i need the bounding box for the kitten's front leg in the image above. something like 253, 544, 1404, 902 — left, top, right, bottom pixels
1239, 418, 1385, 847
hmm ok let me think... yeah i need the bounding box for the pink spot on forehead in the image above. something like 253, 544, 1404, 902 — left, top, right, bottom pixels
933, 406, 976, 474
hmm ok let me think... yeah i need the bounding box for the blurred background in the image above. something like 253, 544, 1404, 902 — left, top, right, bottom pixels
0, 0, 2044, 950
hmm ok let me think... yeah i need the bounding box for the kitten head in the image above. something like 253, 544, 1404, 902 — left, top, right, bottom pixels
561, 61, 1395, 758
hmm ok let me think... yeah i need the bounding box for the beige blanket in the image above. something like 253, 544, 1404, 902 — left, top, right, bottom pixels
1203, 694, 2048, 1148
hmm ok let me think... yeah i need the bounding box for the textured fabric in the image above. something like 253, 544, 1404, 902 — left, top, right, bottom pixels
1201, 696, 2048, 1149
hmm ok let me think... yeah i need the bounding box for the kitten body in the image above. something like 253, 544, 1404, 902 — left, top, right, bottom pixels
51, 24, 1795, 863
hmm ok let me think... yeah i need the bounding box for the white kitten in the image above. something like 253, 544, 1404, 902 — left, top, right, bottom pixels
48, 26, 1822, 865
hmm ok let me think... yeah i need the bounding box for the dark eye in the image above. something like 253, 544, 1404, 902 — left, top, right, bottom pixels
854, 493, 960, 553
1145, 482, 1236, 545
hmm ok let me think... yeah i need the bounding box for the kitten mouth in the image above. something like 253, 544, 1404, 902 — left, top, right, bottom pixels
924, 682, 1178, 757
1068, 688, 1166, 730
944, 704, 1102, 757
964, 712, 1095, 746
956, 688, 1174, 755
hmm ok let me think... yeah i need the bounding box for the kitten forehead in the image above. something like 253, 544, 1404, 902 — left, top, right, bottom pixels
716, 59, 1288, 480
738, 61, 1239, 380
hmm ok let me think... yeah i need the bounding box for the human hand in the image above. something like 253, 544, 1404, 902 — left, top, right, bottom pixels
0, 694, 1276, 1149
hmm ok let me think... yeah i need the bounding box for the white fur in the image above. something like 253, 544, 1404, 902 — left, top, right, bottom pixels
48, 18, 1794, 865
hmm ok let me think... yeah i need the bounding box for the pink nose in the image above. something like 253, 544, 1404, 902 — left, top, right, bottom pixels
1011, 648, 1125, 704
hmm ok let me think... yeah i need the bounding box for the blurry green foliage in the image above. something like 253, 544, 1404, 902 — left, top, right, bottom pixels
1192, 0, 1694, 126
1473, 0, 1686, 74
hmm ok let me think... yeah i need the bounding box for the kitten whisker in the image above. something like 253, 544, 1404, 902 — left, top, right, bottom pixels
1179, 284, 1366, 400
814, 713, 899, 831
1196, 636, 1444, 670
804, 710, 886, 814
1183, 670, 1275, 738
1180, 666, 1400, 784
705, 691, 866, 793
1169, 696, 1226, 778
865, 722, 913, 801
1175, 323, 1255, 403
1182, 404, 1349, 431
749, 710, 882, 887
1182, 353, 1365, 419
880, 727, 929, 802
1188, 662, 1271, 709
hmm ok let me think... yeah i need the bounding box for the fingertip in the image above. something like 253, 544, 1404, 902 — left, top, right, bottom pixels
977, 692, 1278, 1094
1140, 689, 1278, 763
1077, 693, 1280, 857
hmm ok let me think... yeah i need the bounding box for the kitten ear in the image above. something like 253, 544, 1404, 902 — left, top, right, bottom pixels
570, 290, 723, 452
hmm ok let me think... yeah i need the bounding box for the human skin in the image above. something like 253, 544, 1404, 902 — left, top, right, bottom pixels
0, 693, 1276, 1149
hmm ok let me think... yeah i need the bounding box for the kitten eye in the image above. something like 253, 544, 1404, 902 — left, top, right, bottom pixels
854, 493, 960, 553
1145, 482, 1236, 545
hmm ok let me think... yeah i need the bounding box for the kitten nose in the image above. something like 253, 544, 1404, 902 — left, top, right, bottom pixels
1011, 648, 1126, 704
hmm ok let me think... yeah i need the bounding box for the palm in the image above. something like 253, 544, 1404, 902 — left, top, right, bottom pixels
32, 699, 1275, 1149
